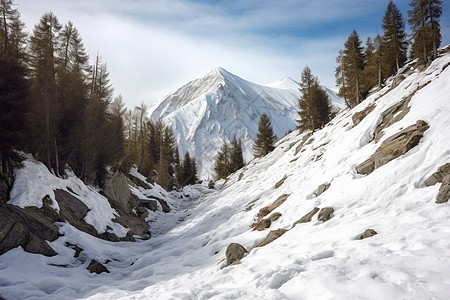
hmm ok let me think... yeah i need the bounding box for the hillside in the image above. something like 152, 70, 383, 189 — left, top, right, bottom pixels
0, 50, 449, 299
150, 67, 345, 179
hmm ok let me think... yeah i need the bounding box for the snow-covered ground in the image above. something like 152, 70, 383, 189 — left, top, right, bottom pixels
1, 52, 450, 300
150, 67, 346, 179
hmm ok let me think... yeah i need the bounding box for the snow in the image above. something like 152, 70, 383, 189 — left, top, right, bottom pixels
150, 67, 344, 179
8, 156, 128, 237
1, 51, 450, 300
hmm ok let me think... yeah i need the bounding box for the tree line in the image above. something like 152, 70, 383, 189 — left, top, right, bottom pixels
336, 0, 444, 108
0, 1, 196, 193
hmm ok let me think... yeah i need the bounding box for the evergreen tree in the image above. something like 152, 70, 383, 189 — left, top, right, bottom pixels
297, 66, 331, 132
182, 152, 193, 185
253, 113, 276, 158
335, 49, 350, 107
214, 141, 230, 180
342, 30, 365, 107
28, 12, 62, 173
408, 0, 443, 64
229, 136, 244, 173
136, 102, 148, 172
381, 0, 408, 76
361, 37, 382, 95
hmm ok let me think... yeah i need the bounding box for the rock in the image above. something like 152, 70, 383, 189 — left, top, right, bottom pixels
293, 207, 319, 227
315, 183, 330, 197
318, 207, 334, 222
65, 242, 83, 258
149, 195, 170, 213
257, 229, 288, 247
352, 104, 375, 126
104, 171, 132, 213
24, 235, 57, 256
359, 229, 377, 240
391, 74, 406, 89
87, 260, 110, 274
225, 243, 247, 266
436, 175, 450, 204
238, 173, 244, 181
373, 96, 412, 142
356, 121, 429, 175
274, 175, 288, 189
268, 212, 282, 222
251, 218, 271, 231
135, 206, 149, 219
208, 180, 215, 189
425, 163, 450, 186
139, 199, 158, 212
256, 194, 290, 219
129, 173, 151, 189
294, 133, 313, 156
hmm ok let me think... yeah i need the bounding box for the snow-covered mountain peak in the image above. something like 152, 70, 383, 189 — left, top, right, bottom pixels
266, 77, 299, 90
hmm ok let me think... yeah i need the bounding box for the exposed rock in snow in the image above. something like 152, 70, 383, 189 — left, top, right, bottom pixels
257, 228, 288, 247
314, 182, 331, 197
352, 103, 375, 126
293, 207, 320, 226
87, 260, 109, 274
358, 229, 378, 240
225, 243, 247, 266
436, 175, 450, 204
318, 207, 334, 222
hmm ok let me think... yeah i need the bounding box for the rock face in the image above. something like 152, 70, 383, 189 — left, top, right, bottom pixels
129, 173, 151, 189
373, 97, 411, 142
87, 260, 110, 274
257, 229, 288, 247
149, 195, 171, 213
315, 183, 330, 197
0, 202, 59, 256
425, 163, 450, 186
293, 207, 320, 227
356, 121, 429, 175
359, 229, 377, 240
225, 243, 247, 266
318, 207, 334, 222
104, 171, 132, 212
352, 104, 375, 126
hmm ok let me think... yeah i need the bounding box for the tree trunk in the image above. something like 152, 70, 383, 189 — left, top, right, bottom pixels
54, 137, 60, 177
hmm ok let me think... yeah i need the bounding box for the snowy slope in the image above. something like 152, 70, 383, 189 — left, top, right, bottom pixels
1, 51, 450, 300
150, 68, 345, 179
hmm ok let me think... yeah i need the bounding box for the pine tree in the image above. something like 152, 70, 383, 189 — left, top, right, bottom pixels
361, 37, 381, 95
342, 30, 365, 107
136, 102, 148, 172
214, 141, 230, 180
335, 49, 350, 107
297, 66, 331, 132
253, 113, 276, 158
182, 152, 193, 185
229, 136, 244, 173
408, 0, 443, 64
381, 0, 408, 77
28, 12, 62, 173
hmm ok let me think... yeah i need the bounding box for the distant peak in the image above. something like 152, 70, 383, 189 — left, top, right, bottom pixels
266, 77, 299, 89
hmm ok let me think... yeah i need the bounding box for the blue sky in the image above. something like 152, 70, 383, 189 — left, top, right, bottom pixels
18, 0, 450, 108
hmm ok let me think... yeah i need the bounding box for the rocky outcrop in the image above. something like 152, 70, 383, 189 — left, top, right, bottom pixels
373, 96, 412, 142
292, 207, 319, 227
87, 260, 109, 274
138, 199, 158, 212
352, 104, 375, 127
294, 133, 313, 156
0, 202, 59, 256
274, 175, 288, 189
104, 171, 132, 212
356, 121, 429, 175
225, 243, 247, 266
318, 207, 334, 222
257, 194, 290, 219
251, 218, 271, 231
129, 173, 151, 190
436, 175, 450, 204
149, 195, 170, 213
315, 183, 330, 197
359, 229, 377, 240
257, 229, 288, 247
425, 163, 450, 186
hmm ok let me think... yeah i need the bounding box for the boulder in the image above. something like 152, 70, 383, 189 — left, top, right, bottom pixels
318, 207, 334, 222
425, 163, 450, 186
129, 173, 151, 190
86, 260, 109, 274
359, 229, 377, 240
149, 195, 170, 213
356, 121, 429, 175
104, 171, 132, 213
268, 212, 282, 222
436, 175, 450, 204
352, 104, 375, 127
315, 183, 330, 197
251, 218, 271, 231
139, 199, 158, 212
293, 207, 319, 227
257, 229, 288, 247
208, 180, 215, 189
225, 243, 247, 266
274, 175, 288, 189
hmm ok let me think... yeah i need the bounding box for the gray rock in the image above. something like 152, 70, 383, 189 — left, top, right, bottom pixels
129, 173, 151, 189
293, 207, 320, 227
373, 97, 411, 142
225, 243, 247, 266
274, 175, 288, 189
425, 163, 450, 186
356, 121, 429, 175
208, 180, 215, 189
436, 175, 450, 204
359, 229, 377, 240
87, 260, 110, 274
257, 229, 288, 247
268, 212, 282, 222
352, 104, 375, 127
257, 194, 290, 219
139, 199, 158, 212
148, 195, 170, 213
251, 218, 271, 231
318, 207, 334, 222
315, 183, 330, 197
294, 133, 313, 156
104, 171, 132, 213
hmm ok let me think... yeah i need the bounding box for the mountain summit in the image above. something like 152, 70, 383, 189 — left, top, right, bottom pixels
150, 68, 344, 179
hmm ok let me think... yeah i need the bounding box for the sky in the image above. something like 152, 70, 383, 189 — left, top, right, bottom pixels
17, 0, 450, 109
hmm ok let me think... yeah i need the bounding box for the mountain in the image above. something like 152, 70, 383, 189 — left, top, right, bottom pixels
150, 67, 346, 179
